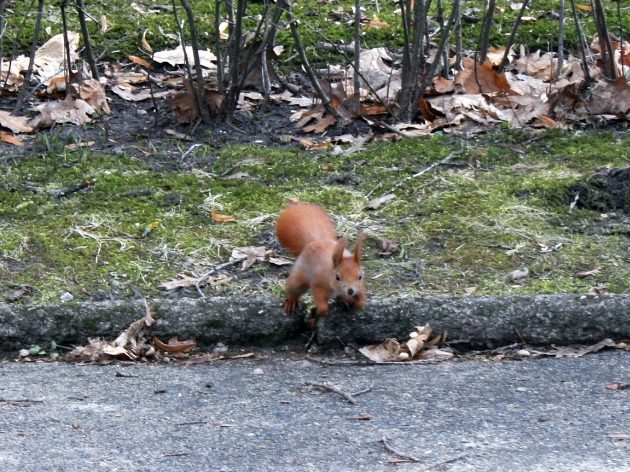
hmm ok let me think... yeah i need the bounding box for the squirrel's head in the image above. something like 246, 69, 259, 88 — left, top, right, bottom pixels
332, 234, 366, 299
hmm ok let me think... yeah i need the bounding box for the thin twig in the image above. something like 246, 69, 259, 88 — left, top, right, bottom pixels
499, 0, 530, 70
75, 0, 99, 79
380, 437, 423, 463
386, 150, 461, 196
214, 0, 223, 92
421, 453, 469, 471
306, 381, 369, 404
288, 16, 347, 124
353, 0, 361, 114
14, 0, 44, 113
556, 0, 565, 81
179, 0, 211, 122
591, 0, 617, 79
60, 1, 72, 88
477, 0, 496, 64
454, 0, 463, 70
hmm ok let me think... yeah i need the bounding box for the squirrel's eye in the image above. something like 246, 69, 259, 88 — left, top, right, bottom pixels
359, 270, 364, 280
335, 273, 341, 281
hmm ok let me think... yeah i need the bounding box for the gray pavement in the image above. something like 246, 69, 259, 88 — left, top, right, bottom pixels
1, 350, 628, 472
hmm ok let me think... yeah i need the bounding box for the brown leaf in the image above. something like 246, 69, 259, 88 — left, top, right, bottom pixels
359, 338, 400, 363
365, 15, 390, 30
29, 95, 95, 129
577, 267, 601, 278
129, 55, 153, 69
211, 209, 236, 223
167, 85, 224, 123
0, 131, 23, 146
140, 30, 153, 54
301, 112, 337, 134
378, 239, 399, 257
0, 110, 34, 133
406, 324, 432, 358
153, 337, 197, 354
455, 57, 515, 95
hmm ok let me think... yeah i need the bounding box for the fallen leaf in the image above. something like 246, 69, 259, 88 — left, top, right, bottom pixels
78, 79, 111, 114
510, 267, 529, 281
140, 29, 153, 54
211, 209, 236, 223
359, 338, 400, 363
365, 15, 390, 30
378, 239, 399, 257
364, 193, 395, 210
577, 267, 601, 278
129, 55, 152, 69
0, 111, 34, 133
455, 57, 515, 95
0, 131, 23, 146
99, 15, 110, 33
29, 95, 96, 129
153, 45, 217, 69
153, 337, 197, 354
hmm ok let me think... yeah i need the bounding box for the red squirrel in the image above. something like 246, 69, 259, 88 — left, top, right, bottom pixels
276, 201, 366, 319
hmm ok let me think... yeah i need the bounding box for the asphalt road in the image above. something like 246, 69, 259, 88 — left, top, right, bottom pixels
0, 350, 628, 472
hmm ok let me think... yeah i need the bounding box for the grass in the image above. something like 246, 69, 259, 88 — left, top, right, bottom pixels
1, 130, 628, 303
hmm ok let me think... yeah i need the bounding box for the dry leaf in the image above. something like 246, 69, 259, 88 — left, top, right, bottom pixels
29, 95, 96, 129
378, 239, 399, 257
359, 338, 400, 363
577, 267, 601, 278
140, 29, 153, 54
0, 111, 34, 133
129, 55, 152, 69
510, 267, 529, 280
99, 15, 110, 33
364, 193, 395, 210
153, 337, 197, 354
153, 45, 217, 69
218, 21, 229, 40
78, 79, 111, 114
455, 58, 515, 95
365, 15, 390, 30
0, 131, 23, 146
405, 324, 432, 358
301, 112, 337, 134
211, 209, 236, 223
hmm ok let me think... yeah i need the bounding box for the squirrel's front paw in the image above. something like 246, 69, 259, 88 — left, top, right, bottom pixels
283, 297, 300, 314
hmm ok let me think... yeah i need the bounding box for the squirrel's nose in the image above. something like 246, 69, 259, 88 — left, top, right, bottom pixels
347, 288, 355, 296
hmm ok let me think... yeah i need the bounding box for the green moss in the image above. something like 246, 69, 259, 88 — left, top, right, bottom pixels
1, 130, 628, 302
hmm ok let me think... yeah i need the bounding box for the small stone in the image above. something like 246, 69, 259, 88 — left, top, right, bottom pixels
253, 368, 264, 375
60, 292, 73, 302
517, 349, 531, 357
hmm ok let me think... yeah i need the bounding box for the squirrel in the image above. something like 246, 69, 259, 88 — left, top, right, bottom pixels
276, 201, 366, 320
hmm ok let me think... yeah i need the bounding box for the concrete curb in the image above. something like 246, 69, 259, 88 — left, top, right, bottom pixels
0, 294, 628, 350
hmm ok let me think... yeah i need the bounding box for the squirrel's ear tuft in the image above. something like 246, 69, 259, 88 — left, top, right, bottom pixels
333, 237, 348, 267
354, 233, 366, 262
